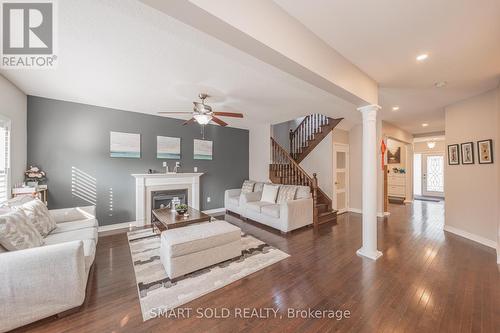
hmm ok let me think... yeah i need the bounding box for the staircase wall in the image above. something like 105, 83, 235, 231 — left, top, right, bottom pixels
300, 131, 334, 199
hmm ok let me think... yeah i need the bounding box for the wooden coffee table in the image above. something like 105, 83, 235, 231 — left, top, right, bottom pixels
152, 206, 211, 233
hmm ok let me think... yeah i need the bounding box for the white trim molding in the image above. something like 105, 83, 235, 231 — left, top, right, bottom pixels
443, 225, 497, 249
202, 208, 225, 215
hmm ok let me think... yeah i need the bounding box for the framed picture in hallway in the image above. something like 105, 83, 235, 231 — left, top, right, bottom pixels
477, 139, 493, 164
447, 144, 460, 165
460, 142, 474, 164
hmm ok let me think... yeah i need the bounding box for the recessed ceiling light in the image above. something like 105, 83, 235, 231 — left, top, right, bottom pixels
422, 123, 429, 127
416, 53, 429, 62
392, 106, 400, 111
434, 81, 448, 88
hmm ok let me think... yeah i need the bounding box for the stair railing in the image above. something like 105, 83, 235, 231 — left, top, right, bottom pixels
271, 137, 319, 225
289, 114, 329, 159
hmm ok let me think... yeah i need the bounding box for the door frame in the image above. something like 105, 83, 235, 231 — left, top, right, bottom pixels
332, 143, 349, 214
421, 152, 445, 197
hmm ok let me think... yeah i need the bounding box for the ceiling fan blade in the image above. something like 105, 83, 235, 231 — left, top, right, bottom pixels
213, 112, 244, 118
211, 116, 228, 127
183, 118, 196, 125
158, 112, 193, 114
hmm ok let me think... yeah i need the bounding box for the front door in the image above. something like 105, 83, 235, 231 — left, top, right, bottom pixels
422, 154, 444, 197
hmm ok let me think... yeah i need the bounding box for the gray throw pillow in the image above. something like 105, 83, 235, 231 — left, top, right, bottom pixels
0, 209, 44, 251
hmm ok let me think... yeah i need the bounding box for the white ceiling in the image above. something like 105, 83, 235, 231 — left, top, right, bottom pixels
275, 0, 500, 134
0, 0, 360, 130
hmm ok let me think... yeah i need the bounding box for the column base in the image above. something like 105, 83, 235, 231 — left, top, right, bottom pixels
356, 248, 383, 260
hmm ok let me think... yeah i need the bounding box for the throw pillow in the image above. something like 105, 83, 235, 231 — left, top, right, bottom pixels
261, 184, 280, 203
241, 180, 256, 193
277, 185, 297, 204
0, 209, 44, 251
16, 199, 56, 237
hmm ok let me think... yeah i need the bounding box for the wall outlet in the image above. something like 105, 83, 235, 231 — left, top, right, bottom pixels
162, 162, 167, 167
194, 167, 198, 172
207, 197, 211, 203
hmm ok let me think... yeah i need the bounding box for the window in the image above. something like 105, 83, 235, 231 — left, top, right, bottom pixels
0, 118, 11, 203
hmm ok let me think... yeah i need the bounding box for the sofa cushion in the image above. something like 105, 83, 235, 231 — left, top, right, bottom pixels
261, 184, 280, 203
261, 204, 280, 218
16, 199, 56, 237
161, 220, 241, 257
51, 219, 98, 234
44, 228, 97, 270
0, 210, 44, 251
295, 186, 312, 199
254, 182, 266, 192
226, 194, 240, 207
241, 180, 256, 193
246, 201, 274, 213
277, 185, 298, 203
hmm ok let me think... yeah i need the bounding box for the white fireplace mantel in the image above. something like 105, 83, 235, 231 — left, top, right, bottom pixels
132, 173, 203, 226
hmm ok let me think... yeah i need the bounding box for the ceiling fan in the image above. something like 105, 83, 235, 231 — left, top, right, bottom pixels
158, 93, 243, 127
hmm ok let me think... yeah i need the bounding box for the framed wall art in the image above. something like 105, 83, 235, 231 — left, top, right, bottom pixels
460, 142, 474, 165
157, 136, 181, 159
477, 139, 493, 164
110, 131, 141, 158
447, 144, 460, 165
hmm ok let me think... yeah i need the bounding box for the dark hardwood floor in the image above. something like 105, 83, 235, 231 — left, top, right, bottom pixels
12, 201, 499, 333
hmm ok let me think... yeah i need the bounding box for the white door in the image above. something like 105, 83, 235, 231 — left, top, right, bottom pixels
422, 154, 444, 197
333, 144, 349, 213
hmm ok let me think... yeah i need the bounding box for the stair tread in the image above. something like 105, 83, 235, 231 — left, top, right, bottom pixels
319, 211, 337, 217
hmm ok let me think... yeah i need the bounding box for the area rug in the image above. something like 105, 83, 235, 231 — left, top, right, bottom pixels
127, 227, 289, 321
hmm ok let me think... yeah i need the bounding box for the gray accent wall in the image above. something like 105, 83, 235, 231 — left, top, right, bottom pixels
27, 96, 249, 226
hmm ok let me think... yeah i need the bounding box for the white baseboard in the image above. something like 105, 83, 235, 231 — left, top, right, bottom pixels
443, 225, 497, 249
347, 208, 389, 218
202, 208, 225, 215
98, 221, 136, 233
348, 208, 362, 214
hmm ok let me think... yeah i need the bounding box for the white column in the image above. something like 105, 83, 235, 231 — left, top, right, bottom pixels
357, 105, 383, 260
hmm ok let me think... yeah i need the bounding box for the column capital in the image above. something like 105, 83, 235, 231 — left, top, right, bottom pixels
357, 104, 381, 114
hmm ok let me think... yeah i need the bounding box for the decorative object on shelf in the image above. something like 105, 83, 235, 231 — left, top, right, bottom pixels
387, 147, 401, 164
477, 139, 493, 164
448, 144, 460, 165
175, 204, 188, 215
110, 131, 141, 158
157, 136, 180, 159
460, 142, 474, 164
194, 139, 213, 160
24, 166, 46, 187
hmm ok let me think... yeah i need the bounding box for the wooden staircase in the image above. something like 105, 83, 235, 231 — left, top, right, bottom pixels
270, 114, 343, 227
289, 114, 343, 163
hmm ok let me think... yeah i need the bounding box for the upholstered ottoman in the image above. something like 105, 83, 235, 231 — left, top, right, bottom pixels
160, 220, 242, 279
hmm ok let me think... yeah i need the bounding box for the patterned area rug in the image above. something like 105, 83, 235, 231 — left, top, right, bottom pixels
127, 227, 289, 321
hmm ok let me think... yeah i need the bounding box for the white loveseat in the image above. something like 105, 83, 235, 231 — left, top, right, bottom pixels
225, 181, 313, 233
0, 205, 98, 333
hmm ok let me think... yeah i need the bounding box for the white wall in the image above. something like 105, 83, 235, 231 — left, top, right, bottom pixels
348, 124, 362, 211
445, 87, 500, 249
0, 75, 27, 187
248, 123, 271, 182
300, 132, 333, 199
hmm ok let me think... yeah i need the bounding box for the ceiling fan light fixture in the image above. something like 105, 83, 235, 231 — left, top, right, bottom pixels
427, 141, 436, 149
194, 114, 212, 125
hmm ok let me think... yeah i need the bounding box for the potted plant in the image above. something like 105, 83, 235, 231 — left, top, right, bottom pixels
175, 203, 188, 215
24, 166, 46, 187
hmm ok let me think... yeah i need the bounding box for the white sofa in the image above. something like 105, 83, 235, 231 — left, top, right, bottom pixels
225, 182, 313, 233
0, 205, 98, 333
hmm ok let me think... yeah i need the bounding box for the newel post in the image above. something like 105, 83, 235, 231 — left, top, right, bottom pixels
312, 173, 319, 227
289, 129, 294, 154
